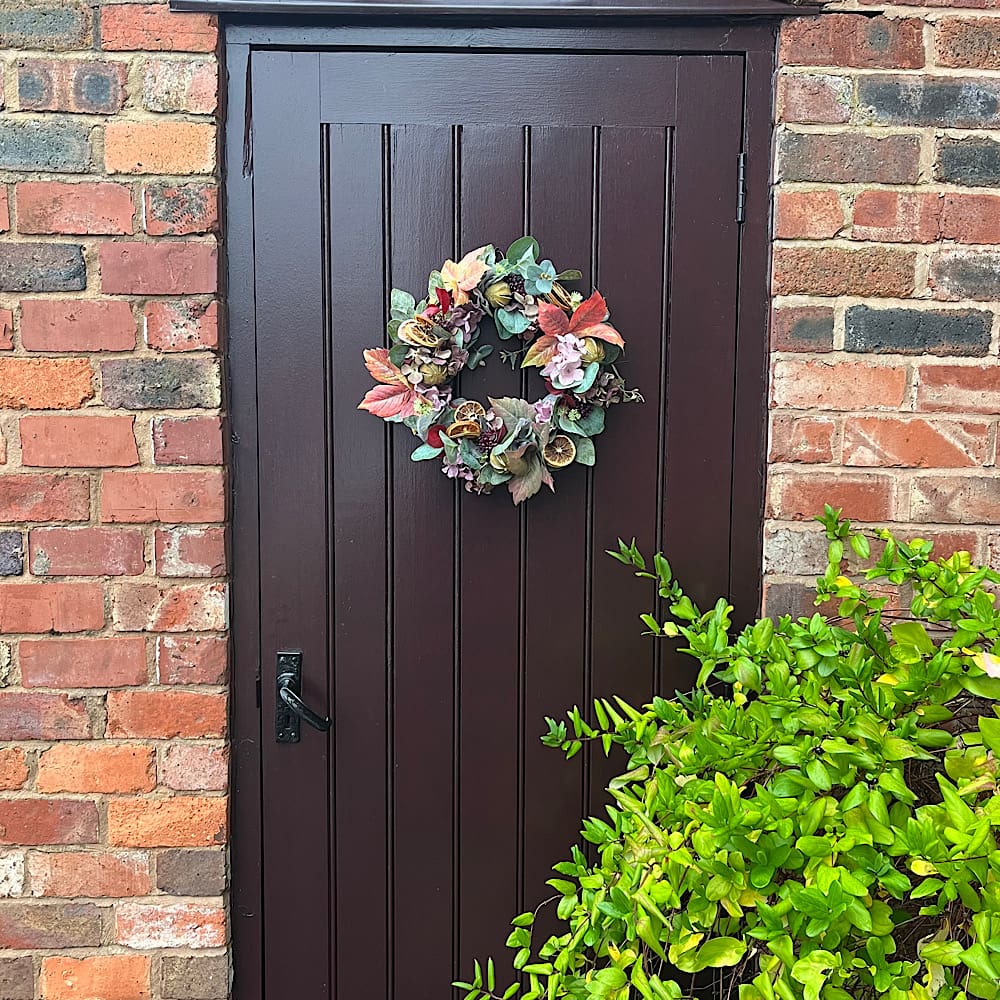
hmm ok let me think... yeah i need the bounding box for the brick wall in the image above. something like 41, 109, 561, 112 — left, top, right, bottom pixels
0, 4, 226, 999
766, 0, 1000, 614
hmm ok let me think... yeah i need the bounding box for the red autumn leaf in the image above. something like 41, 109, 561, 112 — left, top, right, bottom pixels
538, 292, 624, 348
364, 348, 407, 386
434, 287, 452, 311
358, 383, 418, 420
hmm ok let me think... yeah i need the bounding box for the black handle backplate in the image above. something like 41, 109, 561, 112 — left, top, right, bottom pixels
275, 650, 331, 744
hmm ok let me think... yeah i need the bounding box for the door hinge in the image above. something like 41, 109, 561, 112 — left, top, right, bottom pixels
736, 152, 747, 225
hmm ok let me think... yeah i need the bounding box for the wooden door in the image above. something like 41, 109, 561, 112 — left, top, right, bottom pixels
233, 28, 770, 1000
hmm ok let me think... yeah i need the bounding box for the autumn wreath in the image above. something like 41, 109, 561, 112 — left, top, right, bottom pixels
358, 237, 641, 505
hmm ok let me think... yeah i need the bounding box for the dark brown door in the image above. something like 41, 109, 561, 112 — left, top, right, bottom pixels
241, 35, 763, 1000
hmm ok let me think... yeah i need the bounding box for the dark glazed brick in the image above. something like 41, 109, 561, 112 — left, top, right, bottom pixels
778, 132, 921, 184
845, 306, 992, 357
936, 138, 1000, 187
0, 120, 90, 173
156, 849, 225, 895
0, 533, 23, 577
930, 251, 1000, 302
763, 581, 836, 620
161, 956, 229, 1000
18, 59, 126, 115
0, 957, 33, 1000
101, 358, 220, 410
771, 306, 834, 352
0, 902, 102, 949
0, 4, 90, 50
859, 76, 1000, 127
0, 245, 85, 293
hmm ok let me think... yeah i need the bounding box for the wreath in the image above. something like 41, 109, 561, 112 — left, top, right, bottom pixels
358, 236, 641, 505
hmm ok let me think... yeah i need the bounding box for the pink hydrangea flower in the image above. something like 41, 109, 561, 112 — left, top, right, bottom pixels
533, 395, 558, 424
541, 334, 585, 389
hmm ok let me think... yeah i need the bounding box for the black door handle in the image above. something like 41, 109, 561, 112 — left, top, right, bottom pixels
275, 651, 331, 743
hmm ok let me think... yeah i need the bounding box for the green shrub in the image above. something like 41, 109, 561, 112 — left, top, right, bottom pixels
457, 508, 1000, 1000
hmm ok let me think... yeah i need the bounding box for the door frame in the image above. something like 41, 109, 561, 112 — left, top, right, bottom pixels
223, 17, 782, 999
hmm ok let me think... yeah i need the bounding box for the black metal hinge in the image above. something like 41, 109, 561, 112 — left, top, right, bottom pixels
736, 152, 747, 225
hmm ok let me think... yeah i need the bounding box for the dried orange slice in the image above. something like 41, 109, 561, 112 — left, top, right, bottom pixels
446, 420, 481, 440
454, 400, 487, 424
543, 434, 576, 468
398, 316, 443, 349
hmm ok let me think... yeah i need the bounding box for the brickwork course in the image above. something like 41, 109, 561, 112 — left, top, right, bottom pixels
0, 0, 997, 996
0, 1, 226, 997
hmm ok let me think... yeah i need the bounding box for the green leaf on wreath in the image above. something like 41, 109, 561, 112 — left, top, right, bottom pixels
577, 362, 600, 393
555, 268, 582, 282
496, 308, 531, 339
389, 343, 408, 366
573, 437, 595, 466
466, 344, 494, 369
411, 444, 443, 462
506, 236, 539, 266
389, 288, 415, 320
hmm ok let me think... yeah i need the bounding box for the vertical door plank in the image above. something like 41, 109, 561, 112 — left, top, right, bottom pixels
252, 50, 332, 1000
456, 126, 527, 971
327, 124, 391, 999
664, 56, 744, 633
390, 124, 458, 999
587, 126, 668, 814
521, 126, 593, 934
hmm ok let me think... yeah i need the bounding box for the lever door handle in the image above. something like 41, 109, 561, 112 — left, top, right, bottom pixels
275, 651, 331, 743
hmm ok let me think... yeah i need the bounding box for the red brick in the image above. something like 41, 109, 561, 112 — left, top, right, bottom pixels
155, 527, 225, 577
107, 689, 226, 738
152, 416, 223, 465
851, 190, 942, 244
100, 5, 218, 52
20, 636, 147, 687
37, 743, 155, 794
0, 307, 12, 351
772, 359, 908, 411
107, 797, 227, 848
770, 305, 834, 353
772, 247, 916, 297
767, 471, 895, 522
769, 414, 837, 463
911, 476, 1000, 524
0, 750, 28, 791
778, 132, 921, 185
780, 14, 925, 69
17, 59, 126, 114
40, 956, 151, 1000
20, 415, 138, 468
0, 800, 98, 845
104, 122, 216, 176
936, 18, 1000, 70
144, 184, 218, 236
116, 900, 225, 949
775, 189, 844, 239
28, 527, 145, 577
777, 73, 851, 124
0, 475, 90, 523
111, 582, 226, 632
0, 692, 90, 740
101, 471, 224, 524
161, 744, 227, 791
99, 241, 217, 294
0, 189, 8, 233
17, 181, 133, 235
916, 364, 1000, 414
145, 299, 218, 351
20, 299, 136, 352
843, 417, 990, 468
156, 635, 227, 684
940, 193, 1000, 244
0, 358, 93, 409
0, 583, 104, 633
143, 58, 217, 114
0, 902, 102, 948
29, 852, 151, 899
